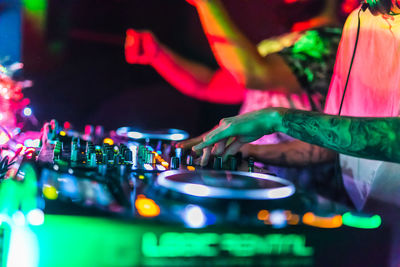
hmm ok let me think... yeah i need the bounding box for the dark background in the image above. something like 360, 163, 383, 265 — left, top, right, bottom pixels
21, 0, 325, 136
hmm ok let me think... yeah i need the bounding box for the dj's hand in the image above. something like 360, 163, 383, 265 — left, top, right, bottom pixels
193, 108, 285, 166
176, 134, 204, 150
125, 29, 160, 65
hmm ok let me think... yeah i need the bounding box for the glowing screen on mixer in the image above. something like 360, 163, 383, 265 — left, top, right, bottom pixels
141, 232, 314, 257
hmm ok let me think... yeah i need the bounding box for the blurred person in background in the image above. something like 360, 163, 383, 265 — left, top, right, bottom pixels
124, 0, 357, 185
125, 0, 355, 146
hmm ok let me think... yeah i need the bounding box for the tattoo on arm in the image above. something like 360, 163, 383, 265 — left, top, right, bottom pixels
250, 141, 336, 166
281, 109, 400, 163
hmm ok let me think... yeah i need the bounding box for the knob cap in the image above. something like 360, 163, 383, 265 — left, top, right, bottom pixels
213, 156, 223, 170
146, 151, 156, 165
170, 157, 180, 170
70, 142, 79, 162
186, 155, 193, 166
228, 155, 237, 171
248, 157, 254, 173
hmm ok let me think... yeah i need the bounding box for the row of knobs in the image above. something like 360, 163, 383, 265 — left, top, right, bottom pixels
53, 138, 133, 168
137, 145, 157, 165
169, 155, 253, 172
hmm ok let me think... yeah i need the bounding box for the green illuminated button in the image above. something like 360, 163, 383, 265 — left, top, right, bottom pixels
342, 212, 382, 229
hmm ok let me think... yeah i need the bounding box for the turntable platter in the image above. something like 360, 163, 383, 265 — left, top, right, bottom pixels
157, 170, 295, 200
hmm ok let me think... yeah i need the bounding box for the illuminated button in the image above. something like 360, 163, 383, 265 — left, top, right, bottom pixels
342, 212, 381, 229
257, 210, 269, 221
269, 210, 287, 228
161, 161, 169, 168
43, 185, 58, 200
27, 209, 45, 226
183, 205, 206, 228
156, 165, 167, 171
59, 131, 66, 136
187, 166, 196, 171
135, 197, 160, 217
302, 212, 342, 228
103, 138, 114, 146
286, 211, 300, 225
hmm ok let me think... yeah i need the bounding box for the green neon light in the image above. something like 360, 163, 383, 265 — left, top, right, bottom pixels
0, 224, 10, 267
22, 0, 47, 12
17, 215, 315, 266
142, 232, 314, 257
342, 212, 382, 229
0, 164, 38, 216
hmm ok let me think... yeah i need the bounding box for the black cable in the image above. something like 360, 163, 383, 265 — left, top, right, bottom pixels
333, 4, 368, 205
337, 4, 367, 115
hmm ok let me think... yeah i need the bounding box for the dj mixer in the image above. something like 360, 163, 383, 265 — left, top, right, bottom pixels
0, 122, 391, 267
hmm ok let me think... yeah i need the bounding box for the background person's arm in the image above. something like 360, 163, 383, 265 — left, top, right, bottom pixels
125, 29, 245, 104
189, 0, 303, 93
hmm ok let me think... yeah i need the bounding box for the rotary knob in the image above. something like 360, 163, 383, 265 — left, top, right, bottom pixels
248, 157, 254, 173
170, 157, 180, 170
213, 156, 223, 170
228, 155, 237, 171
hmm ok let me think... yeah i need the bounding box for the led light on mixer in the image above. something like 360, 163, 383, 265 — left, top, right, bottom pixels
269, 210, 287, 228
342, 212, 382, 229
257, 210, 269, 221
187, 166, 196, 171
103, 138, 114, 146
302, 212, 342, 228
161, 161, 169, 167
143, 164, 153, 171
135, 197, 160, 217
43, 184, 58, 200
183, 205, 207, 228
156, 165, 166, 171
27, 209, 44, 226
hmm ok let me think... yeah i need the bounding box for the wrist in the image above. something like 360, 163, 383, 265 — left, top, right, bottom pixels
260, 107, 286, 134
147, 44, 165, 67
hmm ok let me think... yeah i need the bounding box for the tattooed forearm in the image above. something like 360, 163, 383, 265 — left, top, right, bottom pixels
280, 109, 400, 163
246, 141, 336, 166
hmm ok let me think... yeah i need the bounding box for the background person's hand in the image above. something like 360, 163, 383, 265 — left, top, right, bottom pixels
125, 29, 160, 65
193, 108, 285, 165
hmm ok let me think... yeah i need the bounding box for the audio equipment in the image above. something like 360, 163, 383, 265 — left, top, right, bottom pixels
0, 121, 389, 267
